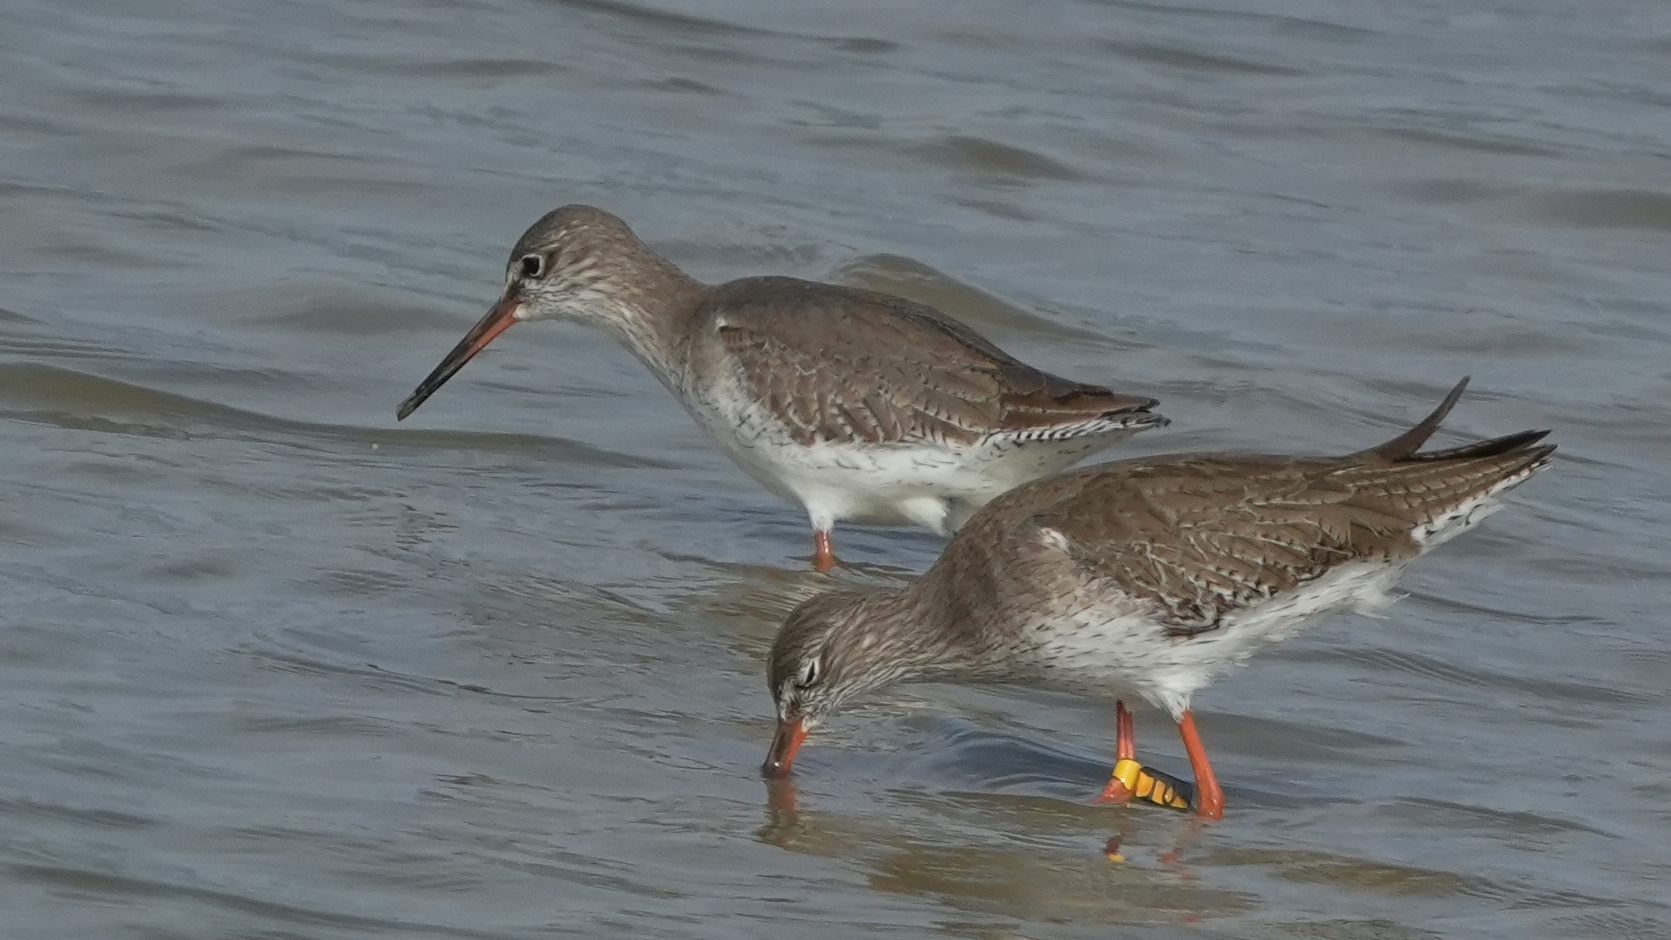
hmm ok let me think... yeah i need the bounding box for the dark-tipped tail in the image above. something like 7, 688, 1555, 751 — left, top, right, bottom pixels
1343, 377, 1550, 484
1416, 428, 1552, 462
1359, 377, 1469, 461
1355, 377, 1554, 464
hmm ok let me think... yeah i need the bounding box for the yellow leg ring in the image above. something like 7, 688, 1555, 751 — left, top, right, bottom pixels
1111, 758, 1194, 812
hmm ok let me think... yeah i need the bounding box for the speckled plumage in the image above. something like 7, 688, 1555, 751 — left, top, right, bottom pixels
763, 379, 1554, 814
694, 277, 1156, 448
397, 206, 1165, 563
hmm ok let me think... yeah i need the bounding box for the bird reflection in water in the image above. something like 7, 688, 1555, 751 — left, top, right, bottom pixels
757, 776, 803, 847
761, 772, 1205, 871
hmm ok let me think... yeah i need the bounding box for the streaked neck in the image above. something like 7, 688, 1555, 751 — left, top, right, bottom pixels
578, 247, 703, 384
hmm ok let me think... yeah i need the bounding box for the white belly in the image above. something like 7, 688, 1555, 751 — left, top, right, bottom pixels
678, 375, 1120, 535
713, 430, 996, 535
1019, 561, 1408, 719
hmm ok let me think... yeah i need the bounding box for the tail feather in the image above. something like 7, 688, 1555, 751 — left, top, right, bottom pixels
1354, 377, 1556, 467
1357, 377, 1470, 461
1416, 428, 1552, 462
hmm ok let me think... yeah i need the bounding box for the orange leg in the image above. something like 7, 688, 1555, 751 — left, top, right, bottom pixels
812, 530, 837, 573
1096, 701, 1139, 803
1177, 710, 1224, 820
1116, 699, 1136, 762
1097, 701, 1196, 812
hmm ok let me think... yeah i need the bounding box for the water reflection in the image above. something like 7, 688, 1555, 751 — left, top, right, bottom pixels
758, 777, 803, 847
4, 0, 1666, 934
759, 776, 1254, 926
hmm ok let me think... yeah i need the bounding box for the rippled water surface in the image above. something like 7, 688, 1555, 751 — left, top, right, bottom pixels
3, 0, 1669, 937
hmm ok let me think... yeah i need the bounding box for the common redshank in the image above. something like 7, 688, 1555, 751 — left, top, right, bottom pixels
395, 206, 1165, 571
762, 378, 1553, 819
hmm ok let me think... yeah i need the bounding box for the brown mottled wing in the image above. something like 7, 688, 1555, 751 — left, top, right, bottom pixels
1024, 447, 1548, 637
699, 277, 1155, 446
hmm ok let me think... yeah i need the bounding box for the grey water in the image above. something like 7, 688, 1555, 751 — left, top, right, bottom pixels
2, 0, 1669, 937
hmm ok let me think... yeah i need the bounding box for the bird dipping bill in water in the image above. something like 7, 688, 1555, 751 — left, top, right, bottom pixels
762, 378, 1553, 819
395, 206, 1165, 571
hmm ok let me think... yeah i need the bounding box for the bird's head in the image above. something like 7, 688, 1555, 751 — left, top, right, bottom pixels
396, 205, 686, 419
762, 588, 930, 777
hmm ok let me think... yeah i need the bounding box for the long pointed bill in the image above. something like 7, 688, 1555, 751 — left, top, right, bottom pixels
396, 293, 523, 420
761, 717, 808, 778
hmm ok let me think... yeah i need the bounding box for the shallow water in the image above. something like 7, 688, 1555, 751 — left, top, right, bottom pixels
3, 0, 1669, 937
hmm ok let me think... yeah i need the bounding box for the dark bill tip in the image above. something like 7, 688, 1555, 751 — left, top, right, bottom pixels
761, 716, 808, 779
395, 295, 522, 420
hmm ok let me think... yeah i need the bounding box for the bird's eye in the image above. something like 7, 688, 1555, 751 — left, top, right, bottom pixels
518, 254, 545, 279
795, 658, 821, 689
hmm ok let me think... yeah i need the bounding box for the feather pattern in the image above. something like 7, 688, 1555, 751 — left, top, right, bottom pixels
694, 277, 1159, 448
768, 379, 1555, 726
